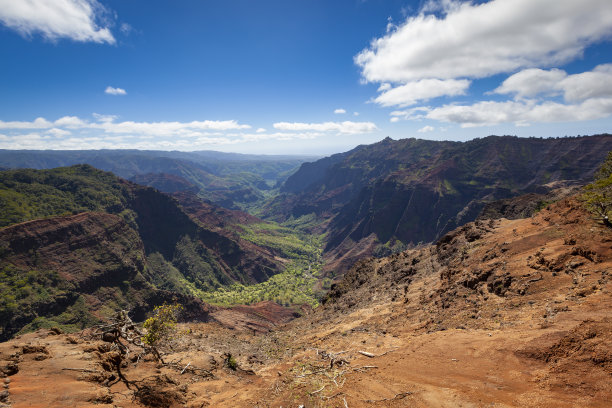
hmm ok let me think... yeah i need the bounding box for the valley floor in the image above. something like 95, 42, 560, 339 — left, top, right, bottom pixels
1, 198, 611, 407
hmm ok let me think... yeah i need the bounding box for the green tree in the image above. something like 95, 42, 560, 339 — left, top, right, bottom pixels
583, 151, 612, 227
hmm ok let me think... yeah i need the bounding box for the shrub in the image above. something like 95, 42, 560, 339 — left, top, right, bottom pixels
142, 304, 182, 347
583, 151, 612, 226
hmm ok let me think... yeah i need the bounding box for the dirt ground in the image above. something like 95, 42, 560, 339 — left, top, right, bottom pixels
1, 198, 611, 407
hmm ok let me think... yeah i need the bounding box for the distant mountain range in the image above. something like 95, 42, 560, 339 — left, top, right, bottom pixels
0, 149, 316, 210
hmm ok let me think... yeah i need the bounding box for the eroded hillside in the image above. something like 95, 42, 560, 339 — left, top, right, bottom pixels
267, 134, 612, 274
0, 166, 298, 338
1, 195, 610, 407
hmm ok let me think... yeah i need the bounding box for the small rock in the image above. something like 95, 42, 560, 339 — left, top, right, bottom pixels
34, 353, 50, 361
3, 378, 9, 384
22, 345, 48, 355
0, 389, 8, 402
48, 327, 63, 335
1, 362, 18, 376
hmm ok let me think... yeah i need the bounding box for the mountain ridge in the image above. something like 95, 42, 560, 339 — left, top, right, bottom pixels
271, 134, 612, 273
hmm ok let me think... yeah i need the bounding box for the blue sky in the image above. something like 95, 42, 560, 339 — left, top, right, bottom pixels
0, 0, 611, 155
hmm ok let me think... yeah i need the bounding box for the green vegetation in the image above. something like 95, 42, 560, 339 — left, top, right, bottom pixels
172, 235, 234, 291
200, 260, 320, 308
142, 303, 182, 347
583, 150, 612, 226
372, 239, 408, 258
201, 219, 324, 307
17, 295, 101, 335
0, 164, 135, 228
0, 263, 108, 338
237, 221, 322, 263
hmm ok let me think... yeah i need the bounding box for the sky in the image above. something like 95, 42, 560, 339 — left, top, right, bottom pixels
0, 0, 611, 155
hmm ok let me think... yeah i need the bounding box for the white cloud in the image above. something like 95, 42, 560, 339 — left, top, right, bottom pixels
119, 23, 132, 36
493, 68, 567, 99
426, 97, 612, 127
0, 117, 52, 129
378, 83, 392, 92
0, 115, 252, 138
273, 121, 378, 134
93, 113, 118, 123
96, 119, 250, 135
560, 64, 612, 103
419, 64, 612, 126
356, 0, 612, 83
389, 107, 431, 121
0, 0, 115, 44
241, 132, 323, 142
0, 115, 374, 150
47, 128, 71, 137
54, 116, 88, 128
494, 64, 612, 103
374, 78, 470, 107
417, 125, 435, 133
353, 112, 359, 116
334, 108, 347, 114
105, 86, 127, 95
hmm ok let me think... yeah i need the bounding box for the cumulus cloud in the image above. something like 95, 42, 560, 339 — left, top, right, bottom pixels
0, 115, 251, 136
334, 108, 347, 114
360, 0, 612, 126
105, 86, 127, 95
494, 64, 612, 103
415, 64, 612, 126
47, 128, 71, 137
389, 107, 431, 121
559, 64, 612, 103
54, 116, 88, 128
374, 78, 470, 107
0, 117, 52, 129
0, 0, 115, 44
0, 114, 359, 150
356, 0, 612, 83
426, 97, 612, 127
93, 113, 118, 123
493, 68, 567, 99
94, 119, 250, 136
273, 121, 378, 134
418, 125, 435, 133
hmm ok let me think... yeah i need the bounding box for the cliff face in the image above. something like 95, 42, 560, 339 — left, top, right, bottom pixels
0, 212, 154, 341
275, 135, 612, 272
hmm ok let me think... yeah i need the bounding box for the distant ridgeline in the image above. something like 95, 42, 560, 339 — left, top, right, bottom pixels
0, 149, 315, 211
0, 165, 287, 340
265, 134, 612, 271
